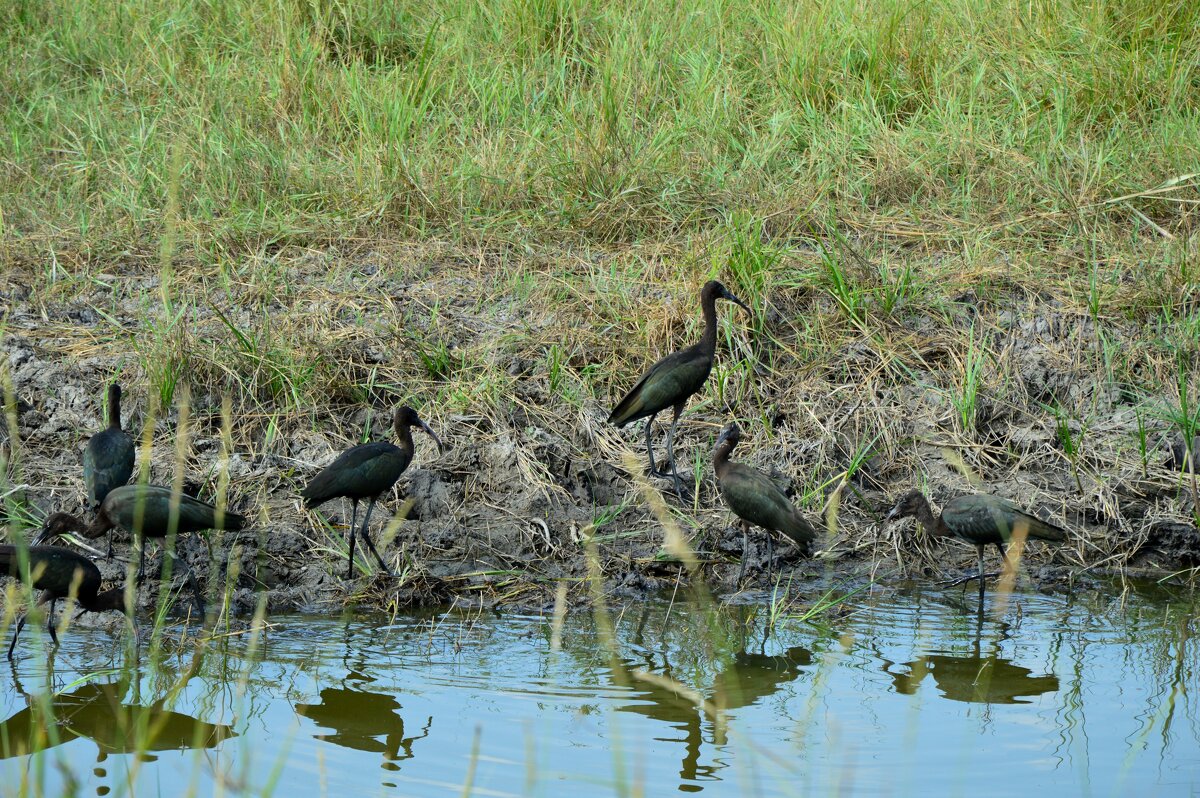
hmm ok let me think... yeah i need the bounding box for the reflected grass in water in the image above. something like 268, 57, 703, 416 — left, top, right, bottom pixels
0, 583, 1196, 796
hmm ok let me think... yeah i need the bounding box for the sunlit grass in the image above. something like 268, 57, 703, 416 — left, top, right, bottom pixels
2, 0, 1197, 261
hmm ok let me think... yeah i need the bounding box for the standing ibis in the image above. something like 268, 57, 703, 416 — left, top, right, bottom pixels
83, 382, 135, 559
301, 405, 443, 579
608, 280, 751, 497
884, 490, 1067, 602
0, 544, 130, 659
37, 484, 245, 617
713, 423, 819, 583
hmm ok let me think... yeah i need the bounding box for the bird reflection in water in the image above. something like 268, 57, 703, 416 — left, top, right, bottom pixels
0, 656, 236, 792
882, 618, 1059, 705
294, 670, 431, 777
711, 645, 813, 715
613, 611, 812, 793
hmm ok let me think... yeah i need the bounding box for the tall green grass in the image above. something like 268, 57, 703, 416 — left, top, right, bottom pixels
1, 0, 1197, 260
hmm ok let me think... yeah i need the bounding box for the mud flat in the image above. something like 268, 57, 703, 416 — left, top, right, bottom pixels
2, 244, 1199, 617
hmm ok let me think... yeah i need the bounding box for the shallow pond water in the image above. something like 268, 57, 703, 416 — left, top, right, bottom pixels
1, 581, 1196, 797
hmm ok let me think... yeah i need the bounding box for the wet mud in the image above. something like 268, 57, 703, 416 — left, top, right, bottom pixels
1, 252, 1199, 619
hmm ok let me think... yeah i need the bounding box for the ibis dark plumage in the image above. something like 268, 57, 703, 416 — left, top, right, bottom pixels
713, 423, 819, 583
83, 382, 135, 559
301, 406, 443, 579
608, 280, 751, 497
884, 490, 1067, 601
0, 544, 130, 659
37, 484, 245, 618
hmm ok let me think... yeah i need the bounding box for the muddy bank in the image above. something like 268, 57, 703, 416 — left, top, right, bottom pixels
1, 248, 1199, 616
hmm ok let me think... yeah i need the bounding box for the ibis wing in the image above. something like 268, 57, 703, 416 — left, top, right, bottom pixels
83, 429, 135, 472
301, 442, 409, 506
105, 484, 245, 534
83, 429, 135, 505
608, 346, 711, 427
175, 492, 246, 532
0, 545, 102, 596
721, 464, 817, 545
945, 495, 1066, 543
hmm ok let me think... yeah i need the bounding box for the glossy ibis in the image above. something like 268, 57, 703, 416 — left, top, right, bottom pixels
83, 382, 135, 559
884, 490, 1067, 601
37, 484, 245, 617
608, 280, 751, 497
301, 406, 443, 579
713, 423, 819, 583
0, 544, 129, 659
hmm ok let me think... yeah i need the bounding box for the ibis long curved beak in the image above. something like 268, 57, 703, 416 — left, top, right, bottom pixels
723, 288, 752, 315
419, 421, 445, 453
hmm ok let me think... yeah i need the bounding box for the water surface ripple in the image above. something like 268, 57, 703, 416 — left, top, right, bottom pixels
0, 582, 1196, 796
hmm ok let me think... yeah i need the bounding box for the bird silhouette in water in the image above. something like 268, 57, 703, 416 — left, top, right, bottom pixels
0, 544, 130, 659
302, 405, 443, 579
608, 280, 751, 498
295, 677, 431, 772
1, 658, 236, 759
713, 423, 819, 584
82, 382, 135, 559
880, 617, 1059, 704
37, 484, 245, 618
884, 489, 1067, 602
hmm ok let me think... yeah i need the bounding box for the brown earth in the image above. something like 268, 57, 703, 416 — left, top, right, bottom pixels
1, 244, 1199, 622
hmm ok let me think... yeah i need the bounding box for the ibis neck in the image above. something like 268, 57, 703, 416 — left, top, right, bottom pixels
912, 494, 950, 538
699, 293, 719, 356
394, 421, 415, 455
107, 387, 121, 429
60, 513, 113, 540
712, 440, 735, 478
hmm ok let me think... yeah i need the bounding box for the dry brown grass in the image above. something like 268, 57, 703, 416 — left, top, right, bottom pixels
3, 212, 1200, 611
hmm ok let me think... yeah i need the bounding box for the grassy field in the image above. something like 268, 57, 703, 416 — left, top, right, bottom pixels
2, 0, 1196, 254
2, 0, 1200, 603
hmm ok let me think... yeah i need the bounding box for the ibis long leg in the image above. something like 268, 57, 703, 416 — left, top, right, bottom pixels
7, 614, 26, 660
665, 403, 687, 499
346, 498, 360, 579
357, 496, 394, 577
736, 521, 750, 586
644, 413, 667, 477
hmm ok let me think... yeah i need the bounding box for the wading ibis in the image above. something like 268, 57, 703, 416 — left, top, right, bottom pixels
884, 490, 1067, 602
83, 382, 135, 559
713, 423, 819, 583
0, 544, 129, 659
301, 406, 443, 579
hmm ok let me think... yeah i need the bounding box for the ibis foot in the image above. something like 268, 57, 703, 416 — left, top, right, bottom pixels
941, 570, 1002, 588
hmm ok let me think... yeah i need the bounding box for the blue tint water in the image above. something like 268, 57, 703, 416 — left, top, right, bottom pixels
0, 583, 1196, 797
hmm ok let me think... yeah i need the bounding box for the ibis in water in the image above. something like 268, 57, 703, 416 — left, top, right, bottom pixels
301, 405, 443, 579
884, 490, 1067, 602
37, 484, 245, 618
83, 382, 135, 559
713, 422, 819, 583
0, 543, 130, 659
608, 280, 751, 497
